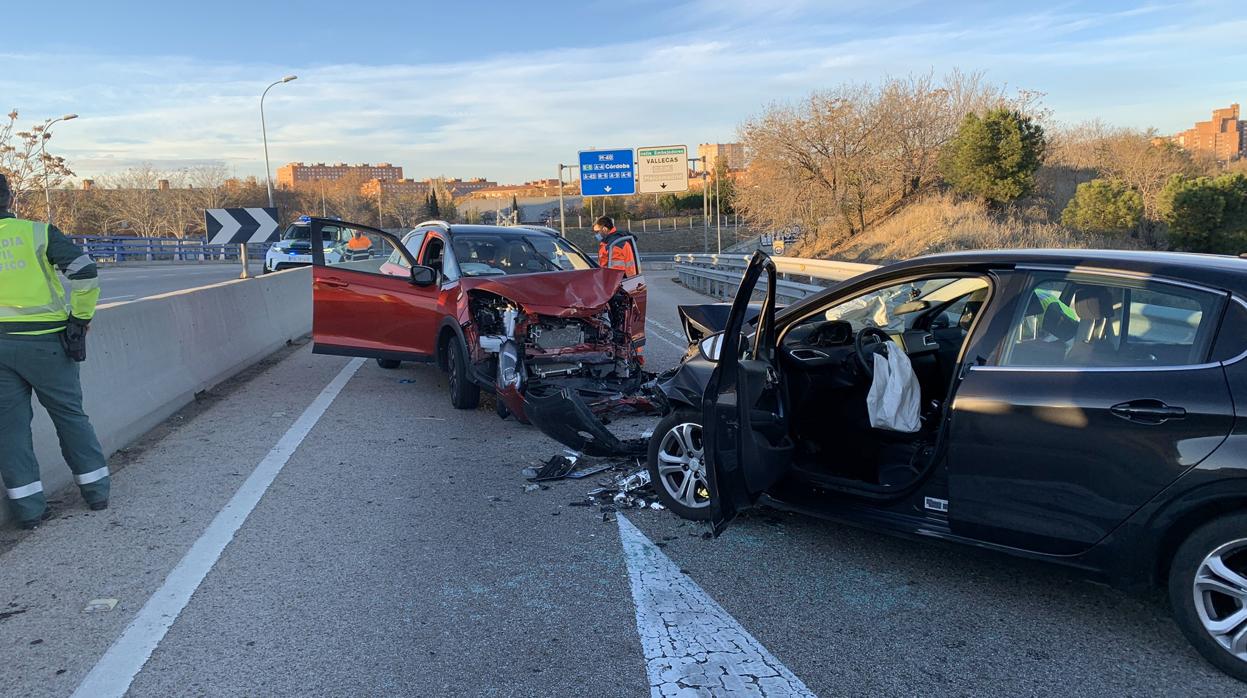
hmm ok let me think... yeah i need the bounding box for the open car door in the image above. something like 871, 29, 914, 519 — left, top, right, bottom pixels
703, 251, 793, 536
308, 218, 440, 362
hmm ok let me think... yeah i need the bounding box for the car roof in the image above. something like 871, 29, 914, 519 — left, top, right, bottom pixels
886, 248, 1247, 295
414, 224, 558, 238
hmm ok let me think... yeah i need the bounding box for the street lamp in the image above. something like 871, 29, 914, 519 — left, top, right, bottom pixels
41, 113, 77, 224
260, 74, 297, 209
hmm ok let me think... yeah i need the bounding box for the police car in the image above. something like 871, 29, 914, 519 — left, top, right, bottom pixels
263, 216, 348, 273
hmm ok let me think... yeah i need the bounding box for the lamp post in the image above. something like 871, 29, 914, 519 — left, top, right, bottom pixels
40, 113, 77, 224
255, 75, 296, 279
261, 75, 297, 209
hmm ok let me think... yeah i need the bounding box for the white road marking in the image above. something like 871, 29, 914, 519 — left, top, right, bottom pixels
616, 514, 817, 697
99, 295, 136, 303
646, 318, 688, 352
71, 357, 366, 698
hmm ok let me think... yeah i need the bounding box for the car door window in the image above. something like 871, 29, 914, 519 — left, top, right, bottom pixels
323, 225, 407, 277
999, 274, 1222, 368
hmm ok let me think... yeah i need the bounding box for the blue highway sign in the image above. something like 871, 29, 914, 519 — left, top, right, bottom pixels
579, 149, 635, 197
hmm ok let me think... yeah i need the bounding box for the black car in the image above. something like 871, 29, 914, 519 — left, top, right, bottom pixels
535, 248, 1247, 681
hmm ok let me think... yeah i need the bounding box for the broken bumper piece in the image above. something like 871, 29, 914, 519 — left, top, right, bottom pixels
524, 385, 648, 457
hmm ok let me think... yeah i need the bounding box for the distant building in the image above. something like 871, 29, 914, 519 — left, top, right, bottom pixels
697, 143, 746, 172
467, 179, 565, 199
1170, 105, 1247, 161
359, 178, 431, 199
277, 162, 404, 188
440, 177, 497, 198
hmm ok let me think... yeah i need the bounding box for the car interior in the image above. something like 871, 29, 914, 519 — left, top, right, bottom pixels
775, 275, 991, 491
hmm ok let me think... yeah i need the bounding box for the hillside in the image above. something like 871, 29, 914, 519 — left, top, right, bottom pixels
792, 191, 1140, 263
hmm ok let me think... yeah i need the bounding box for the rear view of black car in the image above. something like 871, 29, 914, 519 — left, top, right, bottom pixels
533, 248, 1247, 682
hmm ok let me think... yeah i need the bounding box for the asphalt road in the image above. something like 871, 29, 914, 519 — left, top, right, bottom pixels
0, 273, 1241, 696
92, 264, 253, 305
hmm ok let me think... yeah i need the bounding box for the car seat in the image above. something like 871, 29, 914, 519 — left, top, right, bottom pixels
1066, 285, 1118, 364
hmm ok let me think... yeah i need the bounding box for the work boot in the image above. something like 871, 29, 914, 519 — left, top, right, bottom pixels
19, 509, 54, 531
88, 500, 109, 512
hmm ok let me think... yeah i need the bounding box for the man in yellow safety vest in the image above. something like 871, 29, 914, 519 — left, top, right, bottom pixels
0, 173, 108, 530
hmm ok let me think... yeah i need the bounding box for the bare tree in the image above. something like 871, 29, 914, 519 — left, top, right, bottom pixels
0, 109, 75, 218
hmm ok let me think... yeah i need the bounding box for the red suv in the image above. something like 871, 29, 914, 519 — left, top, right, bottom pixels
306, 218, 646, 421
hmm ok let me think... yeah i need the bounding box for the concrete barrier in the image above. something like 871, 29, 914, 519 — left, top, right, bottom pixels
5, 267, 312, 527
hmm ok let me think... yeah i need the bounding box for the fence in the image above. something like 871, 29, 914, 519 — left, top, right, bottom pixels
70, 236, 274, 264
674, 253, 878, 304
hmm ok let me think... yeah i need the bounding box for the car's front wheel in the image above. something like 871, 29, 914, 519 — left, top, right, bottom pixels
646, 410, 711, 520
1169, 513, 1247, 683
446, 336, 481, 410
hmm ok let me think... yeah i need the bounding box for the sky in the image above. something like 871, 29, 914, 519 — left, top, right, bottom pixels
5, 0, 1247, 184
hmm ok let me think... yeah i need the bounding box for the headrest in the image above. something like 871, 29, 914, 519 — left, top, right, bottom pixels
1072, 286, 1113, 321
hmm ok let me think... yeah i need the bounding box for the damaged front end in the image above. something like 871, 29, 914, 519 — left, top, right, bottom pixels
460, 269, 654, 434
522, 303, 745, 457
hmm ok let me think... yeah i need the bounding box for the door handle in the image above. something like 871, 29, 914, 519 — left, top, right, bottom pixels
321, 278, 350, 288
1110, 400, 1187, 424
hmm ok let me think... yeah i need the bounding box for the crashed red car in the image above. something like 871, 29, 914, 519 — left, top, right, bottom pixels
306, 219, 647, 420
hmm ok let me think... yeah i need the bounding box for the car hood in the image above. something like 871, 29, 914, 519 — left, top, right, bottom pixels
460, 268, 627, 317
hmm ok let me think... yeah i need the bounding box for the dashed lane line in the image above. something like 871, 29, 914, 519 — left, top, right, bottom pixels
617, 514, 817, 697
71, 358, 366, 698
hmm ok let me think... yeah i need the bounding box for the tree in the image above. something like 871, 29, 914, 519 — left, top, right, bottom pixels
1060, 179, 1143, 235
1159, 173, 1247, 254
941, 108, 1046, 205
0, 109, 76, 219
427, 189, 440, 218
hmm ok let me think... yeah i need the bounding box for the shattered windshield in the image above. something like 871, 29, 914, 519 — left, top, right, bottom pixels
452, 234, 593, 277
824, 278, 965, 332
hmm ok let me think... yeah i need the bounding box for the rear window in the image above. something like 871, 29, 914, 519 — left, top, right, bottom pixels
999, 274, 1222, 368
451, 234, 592, 277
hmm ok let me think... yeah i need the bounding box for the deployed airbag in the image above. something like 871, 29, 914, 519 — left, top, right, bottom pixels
866, 341, 920, 433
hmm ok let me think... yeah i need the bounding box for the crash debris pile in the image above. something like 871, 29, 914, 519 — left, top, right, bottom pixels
519, 452, 664, 520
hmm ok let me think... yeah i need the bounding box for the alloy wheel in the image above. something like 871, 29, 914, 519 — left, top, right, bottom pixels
1193, 538, 1247, 661
656, 422, 710, 509
448, 347, 459, 393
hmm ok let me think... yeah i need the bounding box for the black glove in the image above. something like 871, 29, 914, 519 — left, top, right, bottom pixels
61, 317, 89, 362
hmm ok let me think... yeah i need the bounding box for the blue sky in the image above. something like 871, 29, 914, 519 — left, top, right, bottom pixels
5, 0, 1246, 183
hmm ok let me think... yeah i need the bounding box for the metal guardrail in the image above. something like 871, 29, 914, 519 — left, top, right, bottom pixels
674, 253, 879, 303
71, 236, 274, 264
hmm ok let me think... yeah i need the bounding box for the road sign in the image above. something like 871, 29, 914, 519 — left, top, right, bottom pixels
636, 145, 689, 194
204, 208, 280, 245
579, 149, 635, 197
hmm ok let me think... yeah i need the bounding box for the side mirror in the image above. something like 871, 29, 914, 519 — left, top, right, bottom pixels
697, 332, 746, 361
699, 332, 725, 361
410, 265, 437, 287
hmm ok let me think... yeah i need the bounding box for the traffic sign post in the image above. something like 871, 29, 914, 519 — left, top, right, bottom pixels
204, 207, 281, 279
578, 149, 635, 197
636, 145, 689, 194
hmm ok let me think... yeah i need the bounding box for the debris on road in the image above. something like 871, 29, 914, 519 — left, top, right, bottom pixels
83, 598, 118, 613
519, 451, 664, 518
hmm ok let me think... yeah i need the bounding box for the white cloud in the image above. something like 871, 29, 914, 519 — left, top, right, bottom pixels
6, 2, 1246, 183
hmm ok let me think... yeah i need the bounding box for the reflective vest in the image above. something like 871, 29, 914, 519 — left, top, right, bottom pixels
597, 233, 638, 276
0, 218, 70, 326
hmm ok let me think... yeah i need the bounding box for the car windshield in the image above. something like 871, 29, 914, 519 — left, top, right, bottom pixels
452, 233, 593, 277
824, 278, 970, 332
281, 225, 311, 241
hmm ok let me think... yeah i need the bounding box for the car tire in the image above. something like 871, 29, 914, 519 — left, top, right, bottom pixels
446, 336, 481, 410
646, 410, 711, 521
376, 358, 401, 369
1168, 513, 1247, 683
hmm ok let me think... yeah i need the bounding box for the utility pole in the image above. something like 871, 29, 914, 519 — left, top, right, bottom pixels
557, 164, 566, 237
715, 172, 722, 254
257, 73, 297, 280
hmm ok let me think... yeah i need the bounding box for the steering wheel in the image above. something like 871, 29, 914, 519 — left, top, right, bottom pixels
854, 327, 892, 376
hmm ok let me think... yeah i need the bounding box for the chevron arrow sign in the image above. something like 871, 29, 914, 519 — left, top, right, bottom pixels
204, 208, 280, 245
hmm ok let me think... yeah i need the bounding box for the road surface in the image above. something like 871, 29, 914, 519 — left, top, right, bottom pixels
93, 264, 256, 305
0, 274, 1238, 697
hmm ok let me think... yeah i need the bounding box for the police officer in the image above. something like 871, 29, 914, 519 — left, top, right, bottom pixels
0, 173, 108, 530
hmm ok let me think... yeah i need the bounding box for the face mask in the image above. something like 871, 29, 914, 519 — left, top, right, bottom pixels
594, 232, 603, 242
